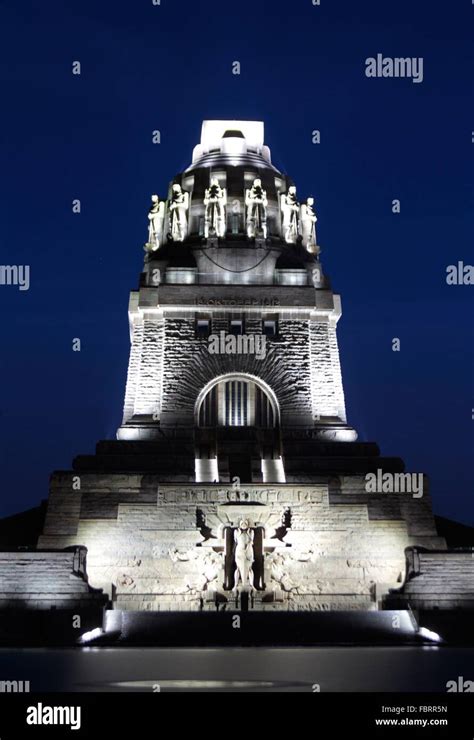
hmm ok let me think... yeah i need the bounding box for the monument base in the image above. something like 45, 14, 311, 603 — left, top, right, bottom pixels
98, 608, 431, 647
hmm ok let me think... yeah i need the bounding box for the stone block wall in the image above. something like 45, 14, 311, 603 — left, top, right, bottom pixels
0, 549, 107, 611
121, 307, 347, 432
122, 313, 165, 421
122, 319, 143, 422
37, 477, 444, 612
385, 549, 474, 610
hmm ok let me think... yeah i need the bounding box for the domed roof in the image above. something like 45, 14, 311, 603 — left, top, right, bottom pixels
185, 119, 282, 174
275, 243, 317, 269
148, 242, 196, 267
185, 148, 281, 173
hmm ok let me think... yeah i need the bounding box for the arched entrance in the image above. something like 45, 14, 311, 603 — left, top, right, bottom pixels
194, 374, 285, 484
196, 374, 278, 429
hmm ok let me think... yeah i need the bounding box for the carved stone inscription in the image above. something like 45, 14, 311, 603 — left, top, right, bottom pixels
157, 486, 326, 505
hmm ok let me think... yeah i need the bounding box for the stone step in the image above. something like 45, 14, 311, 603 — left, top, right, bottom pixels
0, 549, 108, 610
383, 547, 474, 610
0, 592, 106, 600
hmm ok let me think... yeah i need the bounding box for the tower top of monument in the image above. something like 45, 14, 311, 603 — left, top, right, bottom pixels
199, 120, 264, 150
143, 118, 320, 264
187, 119, 279, 173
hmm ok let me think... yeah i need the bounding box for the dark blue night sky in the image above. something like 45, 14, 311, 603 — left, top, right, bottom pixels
0, 0, 472, 523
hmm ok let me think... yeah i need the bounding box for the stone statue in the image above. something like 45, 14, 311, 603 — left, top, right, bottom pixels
145, 194, 165, 252
280, 186, 300, 243
168, 184, 189, 242
233, 519, 255, 591
245, 178, 268, 239
300, 196, 318, 253
204, 178, 227, 238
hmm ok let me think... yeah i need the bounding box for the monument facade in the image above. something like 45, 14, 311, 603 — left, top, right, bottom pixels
28, 121, 457, 614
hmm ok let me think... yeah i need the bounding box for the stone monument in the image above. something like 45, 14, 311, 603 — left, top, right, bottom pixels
2, 120, 471, 626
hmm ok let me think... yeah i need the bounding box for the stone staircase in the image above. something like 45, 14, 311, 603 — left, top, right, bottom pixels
384, 548, 474, 610
0, 547, 108, 610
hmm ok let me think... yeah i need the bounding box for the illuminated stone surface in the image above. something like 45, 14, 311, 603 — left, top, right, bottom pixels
9, 121, 473, 616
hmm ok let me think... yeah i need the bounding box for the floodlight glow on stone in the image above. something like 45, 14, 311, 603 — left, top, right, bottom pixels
17, 118, 467, 630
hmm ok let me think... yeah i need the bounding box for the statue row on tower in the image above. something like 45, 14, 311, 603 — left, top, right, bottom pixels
146, 185, 190, 251
280, 186, 318, 252
145, 179, 318, 252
